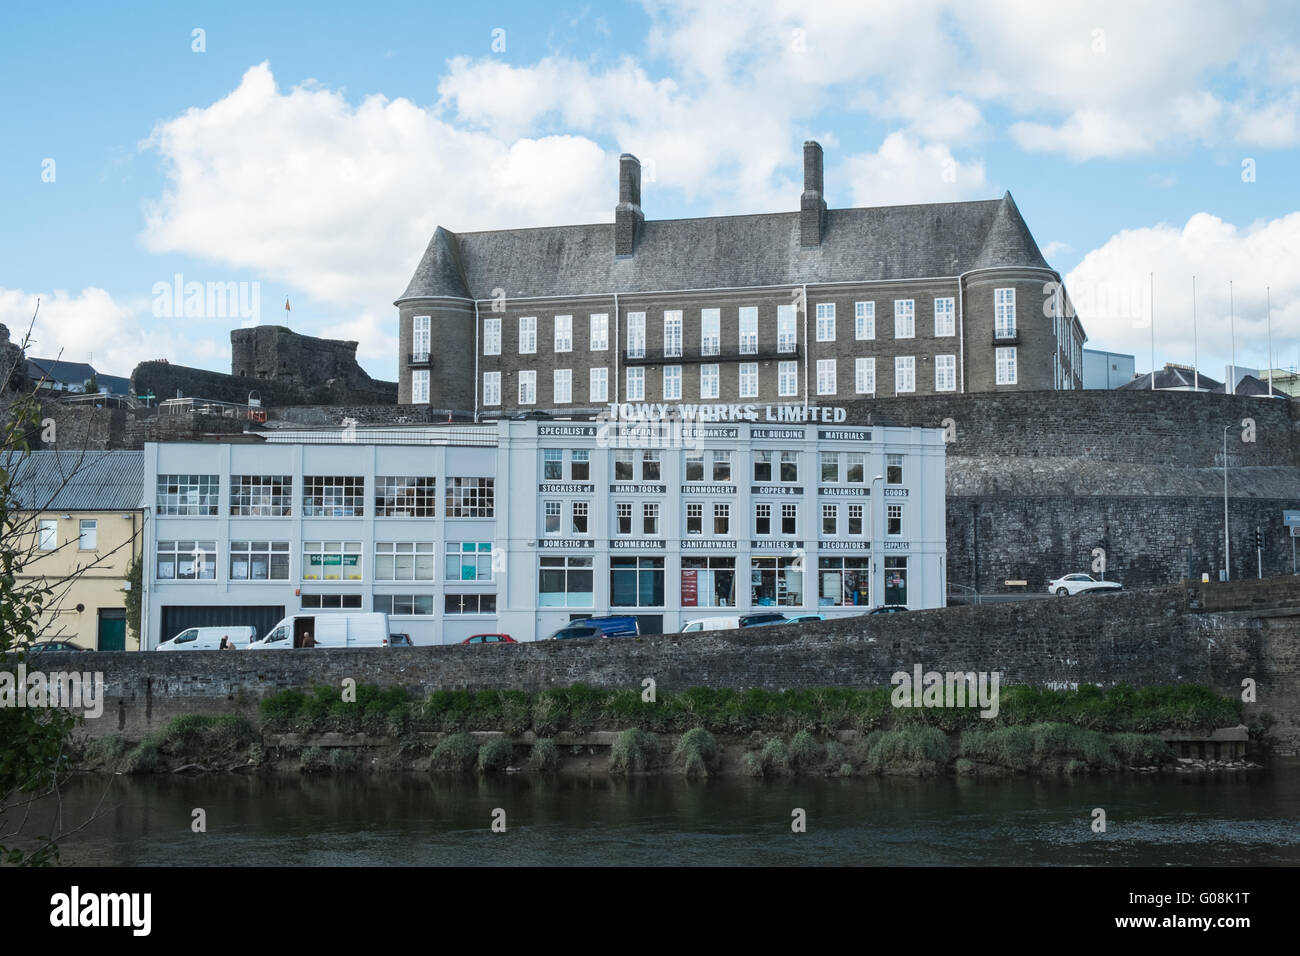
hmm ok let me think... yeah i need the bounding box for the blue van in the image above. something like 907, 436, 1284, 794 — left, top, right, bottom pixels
547, 616, 640, 640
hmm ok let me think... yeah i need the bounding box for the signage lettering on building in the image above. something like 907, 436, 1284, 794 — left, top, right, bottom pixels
751, 427, 806, 440
680, 539, 739, 550
604, 403, 847, 424
538, 425, 599, 437
882, 541, 910, 551
609, 539, 667, 550
751, 485, 804, 496
819, 540, 870, 551
750, 540, 804, 550
818, 486, 868, 497
682, 484, 737, 495
609, 483, 667, 494
883, 488, 909, 497
818, 428, 872, 441
537, 539, 596, 550
682, 426, 740, 439
538, 483, 594, 494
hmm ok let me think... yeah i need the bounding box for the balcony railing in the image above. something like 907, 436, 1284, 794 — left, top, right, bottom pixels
992, 329, 1019, 346
408, 352, 432, 366
623, 345, 802, 365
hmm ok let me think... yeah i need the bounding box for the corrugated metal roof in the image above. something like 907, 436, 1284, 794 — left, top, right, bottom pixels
6, 450, 144, 512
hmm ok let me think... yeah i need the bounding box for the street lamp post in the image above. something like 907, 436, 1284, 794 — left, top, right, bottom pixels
1222, 424, 1232, 581
872, 474, 885, 608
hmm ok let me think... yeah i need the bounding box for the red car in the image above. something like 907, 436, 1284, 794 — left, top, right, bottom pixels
461, 634, 516, 645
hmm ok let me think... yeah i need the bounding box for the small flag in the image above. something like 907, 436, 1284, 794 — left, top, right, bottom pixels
284, 297, 291, 313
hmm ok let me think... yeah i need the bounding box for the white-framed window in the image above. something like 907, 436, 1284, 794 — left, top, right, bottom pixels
887, 503, 903, 536
302, 540, 362, 581
822, 503, 838, 537
519, 316, 537, 354
374, 595, 434, 616
643, 501, 660, 536
446, 541, 495, 581
38, 519, 56, 551
700, 364, 720, 400
156, 539, 218, 581
815, 302, 836, 341
231, 540, 291, 581
664, 310, 683, 358
895, 356, 915, 393
935, 354, 957, 392
374, 542, 435, 581
847, 503, 865, 536
995, 288, 1016, 338
855, 301, 875, 340
627, 312, 646, 358
739, 362, 759, 398
590, 313, 608, 351
544, 500, 562, 535
886, 453, 904, 485
411, 369, 430, 405
519, 370, 537, 405
413, 315, 431, 360
590, 367, 608, 403
483, 371, 501, 406
554, 369, 572, 404
778, 360, 798, 397
626, 366, 645, 401
157, 474, 220, 516
934, 297, 955, 337
739, 306, 758, 354
572, 500, 589, 535
996, 346, 1018, 384
554, 314, 572, 353
894, 299, 915, 339
303, 476, 365, 517
777, 305, 797, 353
663, 365, 682, 400
781, 502, 798, 535
615, 501, 633, 535
482, 317, 501, 356
816, 358, 836, 395
713, 502, 730, 535
701, 309, 720, 356
79, 519, 97, 551
855, 357, 875, 394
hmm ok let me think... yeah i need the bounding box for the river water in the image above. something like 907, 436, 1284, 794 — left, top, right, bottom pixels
40, 768, 1300, 866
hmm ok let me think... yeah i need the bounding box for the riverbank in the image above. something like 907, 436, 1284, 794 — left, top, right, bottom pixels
71, 682, 1269, 777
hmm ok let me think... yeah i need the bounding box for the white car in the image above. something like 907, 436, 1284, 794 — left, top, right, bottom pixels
1047, 573, 1123, 597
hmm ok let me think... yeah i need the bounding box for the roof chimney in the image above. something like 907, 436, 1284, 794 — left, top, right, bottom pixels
615, 153, 643, 256
800, 140, 826, 247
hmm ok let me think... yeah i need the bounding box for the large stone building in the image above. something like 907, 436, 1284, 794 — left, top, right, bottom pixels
396, 141, 1087, 411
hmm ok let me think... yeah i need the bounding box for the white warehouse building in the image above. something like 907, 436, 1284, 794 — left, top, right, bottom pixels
141, 408, 946, 647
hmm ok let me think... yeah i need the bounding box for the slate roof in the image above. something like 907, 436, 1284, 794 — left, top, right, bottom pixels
1213, 374, 1289, 397
1118, 365, 1222, 391
6, 450, 144, 512
398, 191, 1051, 302
26, 358, 131, 396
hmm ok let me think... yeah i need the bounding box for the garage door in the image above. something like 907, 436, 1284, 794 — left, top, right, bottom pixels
159, 605, 285, 646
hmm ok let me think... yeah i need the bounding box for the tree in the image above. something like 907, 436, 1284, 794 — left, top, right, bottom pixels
125, 554, 142, 645
0, 302, 136, 864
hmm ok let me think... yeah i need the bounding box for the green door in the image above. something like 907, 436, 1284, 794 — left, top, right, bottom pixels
97, 609, 127, 651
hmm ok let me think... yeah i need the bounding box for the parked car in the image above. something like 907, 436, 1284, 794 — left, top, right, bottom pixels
156, 626, 257, 651
739, 612, 788, 627
1047, 574, 1123, 597
389, 633, 414, 647
247, 612, 390, 649
462, 634, 517, 645
867, 605, 909, 615
785, 614, 826, 624
546, 616, 640, 640
25, 640, 90, 654
680, 615, 740, 633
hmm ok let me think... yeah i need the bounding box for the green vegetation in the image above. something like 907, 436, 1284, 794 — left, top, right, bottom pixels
672, 728, 719, 777
528, 738, 560, 772
609, 729, 657, 774
430, 733, 479, 772
863, 727, 950, 773
958, 722, 1173, 772
477, 737, 515, 773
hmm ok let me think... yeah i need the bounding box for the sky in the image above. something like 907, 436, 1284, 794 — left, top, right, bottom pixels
2, 0, 1298, 385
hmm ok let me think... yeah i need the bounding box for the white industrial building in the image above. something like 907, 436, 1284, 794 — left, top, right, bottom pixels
141, 408, 946, 647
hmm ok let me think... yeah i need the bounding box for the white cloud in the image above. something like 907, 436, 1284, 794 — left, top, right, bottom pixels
1066, 211, 1300, 375
844, 132, 988, 208
0, 286, 227, 378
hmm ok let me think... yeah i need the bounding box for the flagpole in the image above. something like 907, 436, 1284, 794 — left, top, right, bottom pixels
1191, 275, 1198, 391
1149, 272, 1155, 390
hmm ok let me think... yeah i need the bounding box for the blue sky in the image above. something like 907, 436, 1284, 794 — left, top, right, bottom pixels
2, 0, 1298, 383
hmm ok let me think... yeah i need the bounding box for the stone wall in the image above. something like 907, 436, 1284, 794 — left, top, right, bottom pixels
0, 323, 26, 393
36, 404, 248, 451
39, 583, 1300, 752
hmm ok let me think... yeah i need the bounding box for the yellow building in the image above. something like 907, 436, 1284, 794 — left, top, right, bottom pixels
10, 450, 144, 650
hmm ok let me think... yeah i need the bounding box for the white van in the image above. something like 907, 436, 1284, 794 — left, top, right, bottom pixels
246, 612, 391, 649
680, 615, 740, 633
156, 626, 257, 651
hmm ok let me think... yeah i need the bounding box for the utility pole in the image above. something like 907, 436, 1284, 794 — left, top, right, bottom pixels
1223, 424, 1232, 581
1266, 286, 1275, 397
1191, 275, 1199, 391
1149, 272, 1155, 390
1229, 281, 1237, 396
